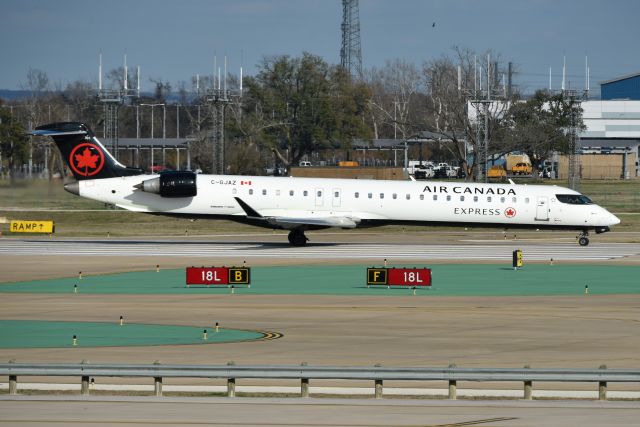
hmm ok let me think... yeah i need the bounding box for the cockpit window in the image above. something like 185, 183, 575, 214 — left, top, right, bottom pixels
556, 194, 593, 205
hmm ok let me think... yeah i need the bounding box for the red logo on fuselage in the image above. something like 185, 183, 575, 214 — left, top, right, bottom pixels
69, 143, 105, 177
504, 207, 517, 218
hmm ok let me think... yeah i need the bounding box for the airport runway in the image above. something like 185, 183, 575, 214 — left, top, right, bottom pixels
2, 238, 640, 261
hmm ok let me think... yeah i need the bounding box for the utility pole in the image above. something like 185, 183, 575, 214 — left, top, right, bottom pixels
459, 54, 506, 182
97, 54, 139, 160
205, 56, 241, 174
558, 57, 588, 191
564, 90, 587, 191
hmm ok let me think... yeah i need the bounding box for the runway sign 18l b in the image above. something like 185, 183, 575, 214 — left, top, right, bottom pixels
367, 267, 432, 287
186, 266, 250, 286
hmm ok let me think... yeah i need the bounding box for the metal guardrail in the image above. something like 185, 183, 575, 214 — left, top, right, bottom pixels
2, 363, 639, 400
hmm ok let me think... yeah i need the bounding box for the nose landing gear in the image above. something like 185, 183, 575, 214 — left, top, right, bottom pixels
577, 230, 590, 246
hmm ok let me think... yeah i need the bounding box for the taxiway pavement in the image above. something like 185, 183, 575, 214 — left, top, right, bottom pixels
1, 396, 639, 427
1, 232, 639, 426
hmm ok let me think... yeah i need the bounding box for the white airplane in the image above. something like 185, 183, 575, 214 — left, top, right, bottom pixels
33, 122, 620, 246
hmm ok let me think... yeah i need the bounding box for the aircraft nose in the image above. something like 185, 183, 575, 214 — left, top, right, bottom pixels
610, 213, 621, 225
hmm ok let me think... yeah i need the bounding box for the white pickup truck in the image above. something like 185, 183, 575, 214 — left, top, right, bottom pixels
406, 162, 435, 179
433, 163, 459, 178
413, 164, 435, 179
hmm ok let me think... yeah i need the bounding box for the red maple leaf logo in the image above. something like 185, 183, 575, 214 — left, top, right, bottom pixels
504, 207, 517, 218
69, 143, 105, 177
75, 148, 99, 170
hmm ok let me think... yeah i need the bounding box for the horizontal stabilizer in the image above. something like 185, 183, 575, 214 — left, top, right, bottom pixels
30, 128, 87, 137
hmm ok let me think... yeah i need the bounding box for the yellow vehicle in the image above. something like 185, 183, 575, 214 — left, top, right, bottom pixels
512, 162, 533, 175
338, 161, 359, 167
487, 165, 507, 179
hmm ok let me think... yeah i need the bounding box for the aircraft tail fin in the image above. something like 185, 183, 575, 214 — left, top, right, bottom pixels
31, 122, 144, 180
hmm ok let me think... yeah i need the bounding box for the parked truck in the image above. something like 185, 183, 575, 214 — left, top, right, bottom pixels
506, 154, 531, 171
487, 165, 507, 179
512, 162, 533, 175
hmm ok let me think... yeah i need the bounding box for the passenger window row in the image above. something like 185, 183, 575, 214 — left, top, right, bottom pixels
240, 188, 531, 204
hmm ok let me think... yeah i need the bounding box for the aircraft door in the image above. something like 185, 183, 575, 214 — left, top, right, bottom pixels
332, 188, 341, 207
315, 188, 324, 207
535, 196, 549, 221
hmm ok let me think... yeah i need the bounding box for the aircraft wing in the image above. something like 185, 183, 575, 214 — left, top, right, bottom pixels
234, 197, 360, 229
267, 216, 359, 229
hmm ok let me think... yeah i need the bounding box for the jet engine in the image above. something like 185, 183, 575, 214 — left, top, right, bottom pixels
134, 171, 197, 198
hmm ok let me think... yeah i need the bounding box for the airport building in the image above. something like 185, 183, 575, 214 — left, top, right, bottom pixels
573, 98, 640, 178
575, 72, 640, 178
600, 72, 640, 100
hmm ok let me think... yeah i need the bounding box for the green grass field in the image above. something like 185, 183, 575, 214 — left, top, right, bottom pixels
2, 264, 638, 296
0, 320, 268, 348
1, 178, 638, 236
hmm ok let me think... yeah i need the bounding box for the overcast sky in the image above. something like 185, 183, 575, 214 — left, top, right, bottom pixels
2, 0, 639, 94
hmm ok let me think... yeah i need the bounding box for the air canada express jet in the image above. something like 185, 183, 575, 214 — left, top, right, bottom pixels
33, 122, 620, 246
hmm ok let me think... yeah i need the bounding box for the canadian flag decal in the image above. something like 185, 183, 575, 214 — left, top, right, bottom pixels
240, 180, 252, 185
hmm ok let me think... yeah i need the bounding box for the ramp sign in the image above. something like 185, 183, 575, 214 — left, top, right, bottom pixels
10, 220, 55, 234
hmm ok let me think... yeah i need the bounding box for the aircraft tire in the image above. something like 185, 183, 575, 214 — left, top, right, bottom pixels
288, 230, 308, 246
578, 236, 590, 246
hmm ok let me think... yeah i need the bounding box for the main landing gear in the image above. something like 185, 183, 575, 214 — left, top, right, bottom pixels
288, 229, 308, 246
577, 230, 590, 246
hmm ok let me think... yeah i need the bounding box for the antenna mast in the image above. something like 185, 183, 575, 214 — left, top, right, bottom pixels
340, 0, 363, 78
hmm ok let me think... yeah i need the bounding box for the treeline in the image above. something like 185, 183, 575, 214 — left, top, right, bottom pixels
0, 48, 582, 180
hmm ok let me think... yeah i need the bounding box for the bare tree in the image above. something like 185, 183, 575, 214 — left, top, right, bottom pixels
366, 59, 422, 140
422, 48, 513, 180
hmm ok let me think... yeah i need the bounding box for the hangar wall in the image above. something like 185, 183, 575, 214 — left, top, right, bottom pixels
557, 153, 638, 180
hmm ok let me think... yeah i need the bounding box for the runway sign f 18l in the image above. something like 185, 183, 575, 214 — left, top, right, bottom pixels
367, 267, 432, 287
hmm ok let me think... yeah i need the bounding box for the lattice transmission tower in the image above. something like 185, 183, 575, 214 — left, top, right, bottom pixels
205, 56, 241, 174
563, 89, 586, 191
340, 0, 362, 78
460, 55, 507, 182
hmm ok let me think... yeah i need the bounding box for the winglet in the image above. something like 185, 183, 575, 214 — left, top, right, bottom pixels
508, 179, 516, 185
234, 197, 263, 218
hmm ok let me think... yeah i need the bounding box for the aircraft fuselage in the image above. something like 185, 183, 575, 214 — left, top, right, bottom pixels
70, 174, 619, 234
